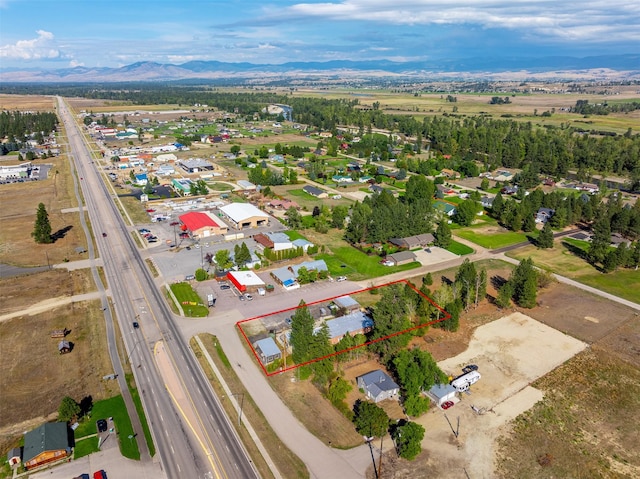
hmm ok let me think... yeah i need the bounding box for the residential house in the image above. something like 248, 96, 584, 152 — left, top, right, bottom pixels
535, 207, 555, 224
440, 168, 460, 179
389, 234, 434, 250
302, 185, 328, 198
480, 196, 494, 208
324, 311, 373, 345
333, 295, 361, 314
23, 423, 71, 470
433, 200, 457, 217
356, 370, 400, 403
134, 173, 148, 186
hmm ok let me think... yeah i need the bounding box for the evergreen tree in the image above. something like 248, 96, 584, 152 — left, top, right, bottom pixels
491, 191, 504, 219
433, 220, 451, 249
284, 206, 303, 230
290, 301, 315, 364
58, 396, 81, 422
455, 259, 477, 311
537, 222, 554, 249
496, 282, 513, 309
32, 202, 52, 243
602, 250, 619, 273
353, 400, 389, 438
588, 217, 611, 264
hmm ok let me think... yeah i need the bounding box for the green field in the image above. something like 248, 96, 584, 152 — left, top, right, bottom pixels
316, 245, 419, 280
455, 228, 531, 249
73, 395, 140, 460
447, 240, 475, 256
507, 241, 640, 304
169, 282, 208, 317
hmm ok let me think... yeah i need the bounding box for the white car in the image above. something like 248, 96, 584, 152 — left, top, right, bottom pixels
336, 276, 347, 282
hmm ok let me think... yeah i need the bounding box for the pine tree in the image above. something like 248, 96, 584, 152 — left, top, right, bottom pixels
434, 220, 451, 248
32, 202, 52, 244
537, 222, 554, 249
588, 217, 611, 264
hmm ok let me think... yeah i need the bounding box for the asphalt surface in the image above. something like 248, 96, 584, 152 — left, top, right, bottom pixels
58, 98, 259, 479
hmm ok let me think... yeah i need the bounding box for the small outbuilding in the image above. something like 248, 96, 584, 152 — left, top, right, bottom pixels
425, 383, 457, 406
7, 448, 21, 467
58, 340, 71, 354
253, 337, 282, 365
386, 251, 417, 266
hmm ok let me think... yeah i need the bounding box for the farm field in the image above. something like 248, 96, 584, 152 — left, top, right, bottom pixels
0, 94, 54, 111
507, 241, 640, 304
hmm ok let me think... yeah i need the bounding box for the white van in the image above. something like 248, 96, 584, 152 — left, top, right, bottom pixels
451, 371, 481, 392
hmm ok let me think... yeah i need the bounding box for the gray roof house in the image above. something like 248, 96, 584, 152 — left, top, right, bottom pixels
425, 383, 457, 406
253, 337, 282, 365
535, 207, 555, 224
357, 370, 400, 403
303, 185, 328, 198
389, 234, 434, 249
387, 250, 417, 266
333, 295, 361, 313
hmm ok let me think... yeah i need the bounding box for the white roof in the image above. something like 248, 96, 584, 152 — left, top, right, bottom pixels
220, 203, 269, 223
228, 270, 265, 287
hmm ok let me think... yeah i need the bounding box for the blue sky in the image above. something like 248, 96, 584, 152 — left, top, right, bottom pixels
0, 0, 638, 69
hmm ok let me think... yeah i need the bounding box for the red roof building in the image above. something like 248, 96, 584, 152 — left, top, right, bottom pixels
179, 211, 228, 239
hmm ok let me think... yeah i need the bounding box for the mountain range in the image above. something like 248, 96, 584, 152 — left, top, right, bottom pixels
1, 55, 639, 83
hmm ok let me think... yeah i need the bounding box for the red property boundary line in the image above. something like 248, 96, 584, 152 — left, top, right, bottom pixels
236, 279, 451, 377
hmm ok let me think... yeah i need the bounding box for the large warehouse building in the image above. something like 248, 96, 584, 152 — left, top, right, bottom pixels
179, 211, 229, 238
220, 203, 270, 229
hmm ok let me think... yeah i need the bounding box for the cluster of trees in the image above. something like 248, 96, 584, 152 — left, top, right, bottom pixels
345, 176, 436, 245
496, 258, 539, 309
489, 96, 512, 104
247, 166, 284, 186
189, 179, 209, 196
209, 242, 252, 270
263, 246, 305, 262
0, 110, 58, 144
572, 99, 640, 116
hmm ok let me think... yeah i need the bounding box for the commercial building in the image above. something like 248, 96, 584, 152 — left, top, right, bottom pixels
179, 211, 229, 238
220, 203, 270, 229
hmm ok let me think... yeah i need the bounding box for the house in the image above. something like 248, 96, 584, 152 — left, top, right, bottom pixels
440, 168, 460, 179
220, 203, 270, 229
254, 232, 294, 251
7, 447, 21, 467
23, 423, 71, 470
535, 207, 555, 224
368, 184, 385, 194
501, 185, 518, 195
303, 185, 328, 198
425, 383, 457, 406
134, 173, 148, 186
179, 211, 229, 238
324, 311, 373, 345
436, 184, 456, 195
58, 340, 71, 354
291, 259, 328, 276
356, 370, 400, 403
332, 175, 353, 184
267, 199, 299, 210
386, 251, 417, 266
253, 337, 281, 364
610, 233, 632, 248
433, 200, 457, 217
389, 234, 434, 250
480, 196, 494, 208
270, 266, 299, 290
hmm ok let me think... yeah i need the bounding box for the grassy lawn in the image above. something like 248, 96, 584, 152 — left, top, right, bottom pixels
73, 395, 140, 460
126, 373, 155, 457
284, 230, 309, 241
315, 245, 420, 280
507, 241, 640, 304
447, 240, 474, 255
456, 228, 531, 249
73, 436, 98, 459
169, 282, 208, 317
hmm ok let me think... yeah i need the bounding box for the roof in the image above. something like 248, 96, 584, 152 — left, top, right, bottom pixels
227, 271, 265, 287
292, 239, 312, 248
7, 447, 20, 460
179, 158, 213, 169
271, 266, 296, 284
266, 232, 291, 244
433, 200, 457, 214
237, 180, 256, 189
303, 185, 326, 196
357, 370, 399, 394
325, 311, 373, 340
334, 295, 360, 310
427, 383, 457, 400
291, 259, 328, 275
389, 234, 434, 248
179, 211, 221, 231
254, 337, 280, 357
23, 423, 69, 463
58, 340, 70, 351
220, 203, 269, 223
388, 251, 417, 262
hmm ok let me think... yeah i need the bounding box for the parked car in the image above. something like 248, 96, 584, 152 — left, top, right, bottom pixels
441, 401, 454, 410
244, 294, 253, 301
93, 471, 107, 479
133, 321, 139, 329
96, 419, 107, 433
238, 294, 246, 301
102, 232, 107, 237
185, 274, 195, 281
336, 276, 347, 282
220, 284, 231, 290
73, 474, 90, 479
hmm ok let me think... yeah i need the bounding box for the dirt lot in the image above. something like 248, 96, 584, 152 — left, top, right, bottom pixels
0, 301, 116, 453
0, 94, 54, 111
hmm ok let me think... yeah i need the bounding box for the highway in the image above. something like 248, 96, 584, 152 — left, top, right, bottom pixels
56, 97, 260, 479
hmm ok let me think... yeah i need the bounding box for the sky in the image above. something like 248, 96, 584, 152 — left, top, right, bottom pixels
0, 0, 638, 69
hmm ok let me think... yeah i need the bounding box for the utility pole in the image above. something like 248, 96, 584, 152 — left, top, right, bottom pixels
231, 393, 244, 427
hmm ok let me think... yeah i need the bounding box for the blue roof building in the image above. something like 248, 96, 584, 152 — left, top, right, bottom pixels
253, 337, 282, 364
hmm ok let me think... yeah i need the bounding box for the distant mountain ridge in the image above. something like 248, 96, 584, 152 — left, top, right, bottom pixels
1, 55, 639, 82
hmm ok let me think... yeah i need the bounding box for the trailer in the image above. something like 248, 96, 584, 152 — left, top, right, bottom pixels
451, 370, 481, 393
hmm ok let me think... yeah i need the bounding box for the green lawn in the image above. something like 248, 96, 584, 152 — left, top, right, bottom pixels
284, 230, 309, 241
447, 240, 474, 255
126, 374, 155, 457
73, 436, 98, 459
73, 395, 140, 460
315, 246, 419, 280
455, 228, 531, 249
169, 282, 208, 317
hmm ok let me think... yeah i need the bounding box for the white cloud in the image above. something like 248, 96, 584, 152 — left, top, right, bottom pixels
0, 30, 65, 60
278, 0, 640, 43
69, 59, 85, 68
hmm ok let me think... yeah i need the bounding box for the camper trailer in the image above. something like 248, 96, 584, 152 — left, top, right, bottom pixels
451, 371, 481, 393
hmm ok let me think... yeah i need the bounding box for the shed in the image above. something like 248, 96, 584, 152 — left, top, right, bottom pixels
356, 370, 400, 403
387, 251, 417, 266
50, 328, 69, 339
333, 295, 361, 313
253, 337, 282, 365
425, 383, 457, 406
23, 423, 71, 470
7, 447, 21, 467
58, 340, 71, 354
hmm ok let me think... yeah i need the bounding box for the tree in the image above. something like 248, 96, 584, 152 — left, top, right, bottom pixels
433, 220, 451, 249
480, 177, 490, 191
496, 281, 513, 309
391, 421, 425, 460
32, 202, 52, 243
213, 249, 232, 271
454, 199, 479, 226
537, 222, 554, 249
455, 259, 477, 311
353, 400, 389, 438
588, 217, 611, 264
367, 285, 413, 359
284, 207, 302, 230
234, 242, 252, 268
58, 396, 81, 422
331, 205, 348, 229
289, 301, 315, 364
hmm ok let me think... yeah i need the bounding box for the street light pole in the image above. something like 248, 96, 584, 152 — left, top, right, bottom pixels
230, 393, 244, 427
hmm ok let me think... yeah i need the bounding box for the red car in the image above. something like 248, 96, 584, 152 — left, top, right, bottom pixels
146, 209, 155, 213
441, 401, 454, 410
93, 471, 107, 479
